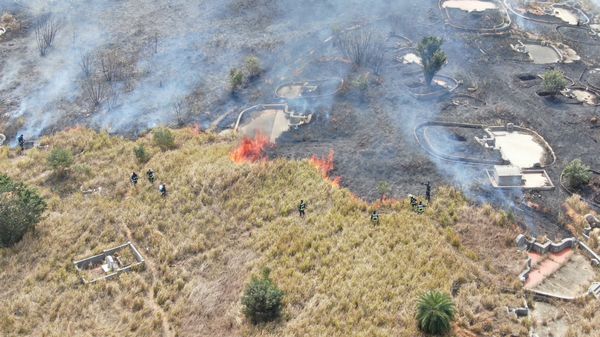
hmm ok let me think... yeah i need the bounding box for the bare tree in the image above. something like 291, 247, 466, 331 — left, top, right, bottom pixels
79, 54, 93, 78
105, 85, 119, 112
35, 16, 60, 56
173, 100, 186, 126
83, 77, 106, 108
100, 51, 120, 82
337, 29, 385, 75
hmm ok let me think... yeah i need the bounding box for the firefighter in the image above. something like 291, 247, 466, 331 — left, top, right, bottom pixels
370, 210, 380, 225
146, 169, 156, 184
17, 134, 24, 150
159, 183, 167, 197
298, 200, 306, 217
416, 201, 426, 214
130, 172, 138, 186
422, 181, 432, 203
409, 194, 417, 208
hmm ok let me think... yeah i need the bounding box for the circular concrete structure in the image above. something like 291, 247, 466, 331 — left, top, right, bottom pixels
414, 121, 556, 168
556, 25, 600, 45
440, 0, 511, 33
406, 75, 459, 99
275, 78, 343, 100
504, 0, 589, 26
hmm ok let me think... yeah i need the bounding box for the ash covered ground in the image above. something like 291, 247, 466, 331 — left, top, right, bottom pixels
1, 0, 599, 238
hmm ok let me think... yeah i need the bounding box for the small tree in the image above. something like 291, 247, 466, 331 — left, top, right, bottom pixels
47, 147, 74, 177
245, 56, 262, 79
416, 290, 455, 335
563, 159, 592, 189
0, 175, 46, 247
417, 37, 447, 86
134, 144, 151, 164
377, 181, 391, 201
153, 128, 176, 151
542, 70, 568, 98
241, 268, 284, 324
230, 68, 244, 92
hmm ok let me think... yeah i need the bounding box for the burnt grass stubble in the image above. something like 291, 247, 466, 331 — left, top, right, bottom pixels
2, 3, 599, 239
268, 14, 599, 239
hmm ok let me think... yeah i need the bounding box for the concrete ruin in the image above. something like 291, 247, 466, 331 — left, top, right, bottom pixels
475, 124, 553, 168
234, 104, 312, 143
486, 165, 554, 190
73, 241, 145, 284
415, 121, 556, 189
439, 0, 512, 33
511, 39, 579, 64
406, 74, 459, 99
516, 235, 600, 300
504, 0, 589, 26
275, 78, 343, 100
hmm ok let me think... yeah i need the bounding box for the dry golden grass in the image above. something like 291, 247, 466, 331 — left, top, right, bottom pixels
0, 128, 530, 336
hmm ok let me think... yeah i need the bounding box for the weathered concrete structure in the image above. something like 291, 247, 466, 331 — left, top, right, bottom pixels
516, 235, 600, 300
73, 241, 145, 284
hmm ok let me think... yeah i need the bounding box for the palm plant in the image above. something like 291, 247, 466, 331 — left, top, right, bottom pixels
416, 290, 455, 334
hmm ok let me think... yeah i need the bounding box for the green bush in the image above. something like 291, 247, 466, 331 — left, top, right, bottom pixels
543, 70, 568, 97
153, 128, 176, 151
229, 68, 244, 92
0, 175, 46, 247
134, 144, 151, 164
563, 159, 592, 189
416, 290, 455, 335
241, 268, 284, 324
417, 37, 447, 86
47, 147, 74, 177
245, 56, 262, 79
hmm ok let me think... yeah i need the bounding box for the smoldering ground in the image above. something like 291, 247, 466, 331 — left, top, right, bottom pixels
1, 0, 599, 237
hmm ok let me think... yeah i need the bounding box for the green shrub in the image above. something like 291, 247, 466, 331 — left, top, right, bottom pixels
417, 37, 447, 86
244, 56, 262, 79
352, 75, 369, 92
229, 68, 244, 92
563, 159, 592, 189
377, 181, 390, 200
153, 128, 176, 151
134, 144, 151, 164
416, 290, 455, 335
0, 174, 46, 247
542, 70, 568, 97
241, 268, 284, 324
47, 147, 74, 177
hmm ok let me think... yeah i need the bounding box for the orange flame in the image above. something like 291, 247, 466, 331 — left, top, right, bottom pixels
189, 123, 202, 136
310, 150, 341, 187
230, 134, 271, 163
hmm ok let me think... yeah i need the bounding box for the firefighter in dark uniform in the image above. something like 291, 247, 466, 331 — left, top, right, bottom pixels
423, 181, 432, 203
299, 200, 306, 217
17, 134, 24, 150
130, 172, 138, 186
370, 210, 380, 225
159, 183, 167, 197
146, 169, 156, 184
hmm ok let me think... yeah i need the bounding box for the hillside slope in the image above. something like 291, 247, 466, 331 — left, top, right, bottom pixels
0, 128, 527, 336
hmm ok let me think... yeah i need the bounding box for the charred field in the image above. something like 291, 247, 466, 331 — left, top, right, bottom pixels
1, 0, 600, 336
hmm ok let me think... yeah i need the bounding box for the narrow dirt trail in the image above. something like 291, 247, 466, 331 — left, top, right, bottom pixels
120, 223, 173, 337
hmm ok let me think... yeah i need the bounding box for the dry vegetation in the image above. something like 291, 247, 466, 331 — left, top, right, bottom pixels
0, 128, 553, 336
